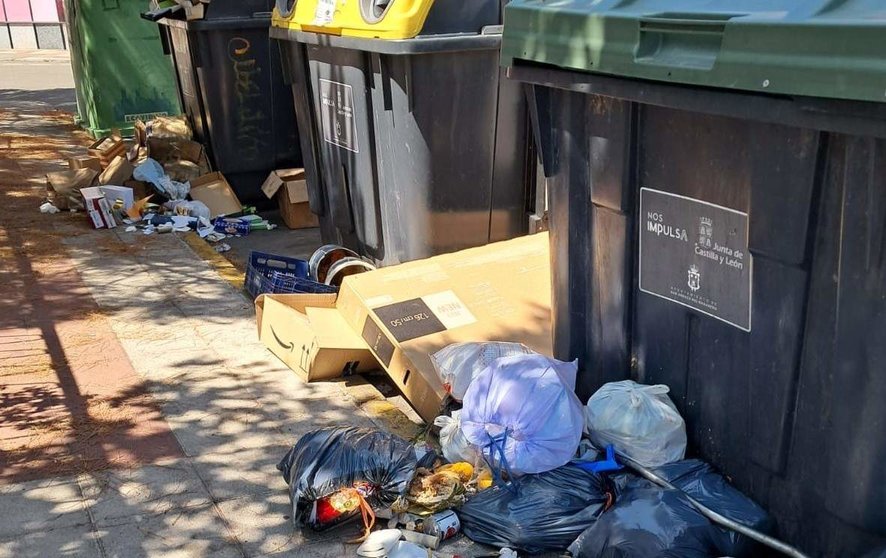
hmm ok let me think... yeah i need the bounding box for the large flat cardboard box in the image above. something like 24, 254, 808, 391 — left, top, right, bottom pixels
335, 233, 553, 423
261, 169, 320, 230
256, 293, 379, 382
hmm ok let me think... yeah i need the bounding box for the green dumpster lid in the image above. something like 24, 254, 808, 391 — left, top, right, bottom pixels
502, 1, 886, 104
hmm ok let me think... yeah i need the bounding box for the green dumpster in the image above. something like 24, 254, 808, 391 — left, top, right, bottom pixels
64, 0, 181, 138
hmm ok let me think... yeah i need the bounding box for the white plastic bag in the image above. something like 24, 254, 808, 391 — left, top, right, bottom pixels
461, 354, 584, 476
134, 158, 190, 201
434, 410, 481, 465
585, 380, 687, 467
431, 342, 536, 402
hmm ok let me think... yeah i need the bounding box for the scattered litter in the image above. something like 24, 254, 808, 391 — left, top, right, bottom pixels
459, 464, 613, 554
432, 342, 536, 402
434, 411, 481, 465
124, 226, 137, 233
143, 226, 155, 235
400, 529, 439, 550
406, 463, 471, 514
498, 549, 518, 558
387, 541, 427, 558
585, 380, 687, 468
126, 195, 154, 221
213, 217, 250, 236
420, 510, 460, 541
461, 354, 584, 476
166, 199, 211, 220
356, 529, 401, 558
214, 243, 231, 254
39, 202, 59, 214
157, 223, 174, 234
202, 231, 226, 242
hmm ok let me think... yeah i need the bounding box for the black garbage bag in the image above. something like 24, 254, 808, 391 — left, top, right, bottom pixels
277, 427, 417, 527
609, 459, 774, 556
572, 459, 774, 558
569, 487, 725, 558
458, 464, 613, 554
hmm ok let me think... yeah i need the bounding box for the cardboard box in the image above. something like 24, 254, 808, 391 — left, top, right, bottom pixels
261, 169, 319, 230
98, 155, 134, 186
189, 172, 242, 217
80, 187, 118, 229
335, 233, 553, 422
46, 168, 99, 210
256, 293, 379, 382
68, 156, 102, 172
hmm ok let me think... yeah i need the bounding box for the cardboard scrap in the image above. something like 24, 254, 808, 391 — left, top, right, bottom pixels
68, 156, 102, 172
189, 172, 242, 217
46, 168, 99, 210
127, 196, 153, 221
98, 155, 134, 186
88, 136, 126, 168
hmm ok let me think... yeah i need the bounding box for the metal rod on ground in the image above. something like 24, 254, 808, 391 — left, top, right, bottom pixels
617, 453, 811, 558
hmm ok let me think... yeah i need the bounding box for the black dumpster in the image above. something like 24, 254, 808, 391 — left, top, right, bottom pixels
271, 1, 536, 266
504, 2, 886, 556
156, 2, 300, 203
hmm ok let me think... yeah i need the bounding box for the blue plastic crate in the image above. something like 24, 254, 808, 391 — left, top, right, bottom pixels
245, 251, 337, 299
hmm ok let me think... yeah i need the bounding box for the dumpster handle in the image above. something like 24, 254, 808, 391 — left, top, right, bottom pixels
618, 452, 811, 558
636, 13, 740, 71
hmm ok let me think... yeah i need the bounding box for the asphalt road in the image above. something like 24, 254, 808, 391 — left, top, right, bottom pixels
0, 49, 76, 110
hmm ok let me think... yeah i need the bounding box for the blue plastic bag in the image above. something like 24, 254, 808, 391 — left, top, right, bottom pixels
460, 354, 584, 475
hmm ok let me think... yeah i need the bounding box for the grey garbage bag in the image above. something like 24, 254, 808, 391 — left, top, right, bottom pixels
458, 464, 613, 554
571, 459, 774, 558
277, 427, 417, 528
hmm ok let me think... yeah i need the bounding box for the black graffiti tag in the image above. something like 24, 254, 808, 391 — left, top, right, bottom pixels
228, 37, 265, 161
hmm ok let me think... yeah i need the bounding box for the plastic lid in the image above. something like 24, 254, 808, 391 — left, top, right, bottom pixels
502, 1, 886, 104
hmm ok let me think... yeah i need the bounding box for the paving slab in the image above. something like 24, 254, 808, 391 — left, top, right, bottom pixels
78, 459, 212, 523
0, 476, 88, 538
0, 523, 101, 558
94, 504, 244, 558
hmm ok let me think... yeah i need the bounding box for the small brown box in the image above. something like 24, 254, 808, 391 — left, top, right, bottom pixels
260, 169, 319, 230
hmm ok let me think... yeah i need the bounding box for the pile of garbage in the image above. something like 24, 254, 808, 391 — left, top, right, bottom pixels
278, 342, 789, 557
43, 116, 275, 252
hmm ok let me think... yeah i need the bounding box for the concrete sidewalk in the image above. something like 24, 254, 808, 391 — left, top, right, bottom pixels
0, 61, 420, 557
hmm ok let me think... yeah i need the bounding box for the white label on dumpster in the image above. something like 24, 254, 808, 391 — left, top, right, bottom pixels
318, 79, 359, 153
639, 188, 753, 332
313, 0, 337, 25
